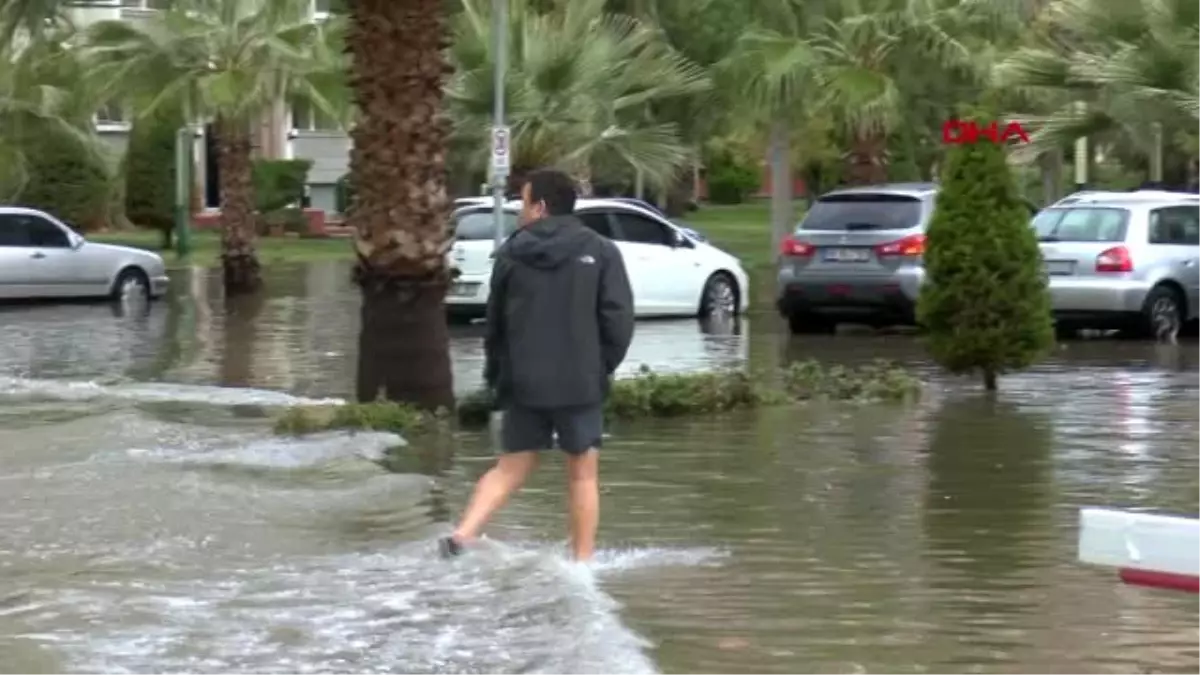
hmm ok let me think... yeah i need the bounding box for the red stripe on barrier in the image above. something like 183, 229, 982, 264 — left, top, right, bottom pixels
1118, 568, 1200, 593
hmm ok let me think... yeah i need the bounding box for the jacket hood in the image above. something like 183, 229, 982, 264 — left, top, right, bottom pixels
504, 215, 595, 270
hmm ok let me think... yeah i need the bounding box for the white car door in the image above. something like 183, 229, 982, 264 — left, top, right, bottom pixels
23, 214, 83, 297
577, 208, 649, 316
0, 214, 33, 298
609, 208, 708, 316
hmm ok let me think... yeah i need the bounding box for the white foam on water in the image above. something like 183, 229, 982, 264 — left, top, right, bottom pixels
147, 431, 406, 469
25, 538, 732, 674
0, 375, 344, 407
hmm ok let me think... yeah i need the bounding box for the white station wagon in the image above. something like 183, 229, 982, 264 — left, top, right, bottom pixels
445, 198, 750, 320
0, 206, 170, 301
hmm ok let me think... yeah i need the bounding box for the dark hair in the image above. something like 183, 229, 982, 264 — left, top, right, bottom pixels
523, 168, 577, 216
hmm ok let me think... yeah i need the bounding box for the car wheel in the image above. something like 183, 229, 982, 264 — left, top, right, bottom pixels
110, 267, 149, 302
699, 272, 738, 317
787, 312, 836, 335
1139, 284, 1184, 341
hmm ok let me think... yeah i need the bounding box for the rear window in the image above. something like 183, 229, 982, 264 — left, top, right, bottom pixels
453, 209, 518, 241
1033, 207, 1128, 242
800, 193, 924, 231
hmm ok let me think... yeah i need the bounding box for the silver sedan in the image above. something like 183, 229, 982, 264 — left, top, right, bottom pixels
0, 206, 169, 300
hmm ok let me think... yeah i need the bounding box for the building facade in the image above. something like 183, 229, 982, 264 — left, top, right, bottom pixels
69, 0, 353, 216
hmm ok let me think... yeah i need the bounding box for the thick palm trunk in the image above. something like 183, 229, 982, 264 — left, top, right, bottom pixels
215, 115, 262, 295
346, 0, 454, 410
845, 132, 888, 185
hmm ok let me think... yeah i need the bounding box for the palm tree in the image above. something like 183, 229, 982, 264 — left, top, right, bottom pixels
338, 0, 461, 409
995, 0, 1199, 185
445, 0, 709, 194
81, 0, 346, 295
0, 30, 107, 200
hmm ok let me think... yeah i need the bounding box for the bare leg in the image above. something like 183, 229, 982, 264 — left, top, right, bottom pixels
564, 449, 600, 561
452, 451, 539, 543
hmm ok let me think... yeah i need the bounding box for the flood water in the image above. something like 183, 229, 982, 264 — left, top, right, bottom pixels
0, 262, 1197, 674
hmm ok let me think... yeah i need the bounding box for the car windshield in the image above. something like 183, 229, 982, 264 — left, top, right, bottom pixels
1032, 207, 1129, 242
453, 209, 517, 241
800, 194, 923, 231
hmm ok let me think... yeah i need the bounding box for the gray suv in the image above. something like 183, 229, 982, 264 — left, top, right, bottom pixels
1035, 196, 1199, 338
776, 183, 938, 333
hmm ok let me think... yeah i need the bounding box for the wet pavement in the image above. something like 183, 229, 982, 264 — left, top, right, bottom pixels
0, 262, 1196, 674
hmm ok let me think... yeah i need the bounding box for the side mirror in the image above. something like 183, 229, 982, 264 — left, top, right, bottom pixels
71, 234, 85, 250
672, 230, 690, 248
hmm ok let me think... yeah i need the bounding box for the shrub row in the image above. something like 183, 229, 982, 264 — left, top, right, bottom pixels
274, 360, 922, 437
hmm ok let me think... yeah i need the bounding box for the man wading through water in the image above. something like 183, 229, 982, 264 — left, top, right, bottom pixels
440, 168, 635, 561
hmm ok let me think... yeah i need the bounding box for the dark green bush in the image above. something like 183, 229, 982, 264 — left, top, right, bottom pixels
253, 159, 311, 214
258, 207, 307, 235
17, 133, 113, 232
335, 172, 354, 214
707, 162, 760, 205
275, 361, 922, 436
916, 124, 1055, 390
124, 106, 182, 248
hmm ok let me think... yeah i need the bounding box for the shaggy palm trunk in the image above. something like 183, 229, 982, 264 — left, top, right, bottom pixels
845, 132, 888, 185
345, 0, 454, 410
215, 116, 262, 295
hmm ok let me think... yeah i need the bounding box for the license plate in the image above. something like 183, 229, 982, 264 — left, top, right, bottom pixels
449, 282, 480, 297
823, 247, 870, 262
1044, 260, 1075, 275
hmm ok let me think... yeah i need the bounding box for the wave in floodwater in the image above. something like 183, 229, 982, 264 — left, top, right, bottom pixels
0, 375, 345, 407
131, 430, 405, 469
5, 539, 728, 674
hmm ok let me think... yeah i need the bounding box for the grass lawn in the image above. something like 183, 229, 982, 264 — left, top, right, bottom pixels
89, 199, 800, 270
88, 229, 355, 267
685, 199, 804, 271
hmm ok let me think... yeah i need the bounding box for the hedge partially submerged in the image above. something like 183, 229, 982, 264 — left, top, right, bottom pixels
275, 360, 921, 437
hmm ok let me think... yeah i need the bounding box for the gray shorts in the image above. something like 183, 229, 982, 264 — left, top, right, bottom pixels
501, 404, 603, 455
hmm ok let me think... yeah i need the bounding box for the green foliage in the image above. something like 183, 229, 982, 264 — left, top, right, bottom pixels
253, 159, 311, 213
705, 149, 760, 204
707, 166, 759, 204
276, 361, 921, 436
124, 104, 182, 242
334, 172, 355, 214
16, 131, 113, 231
916, 136, 1055, 390
447, 0, 709, 191
274, 401, 435, 436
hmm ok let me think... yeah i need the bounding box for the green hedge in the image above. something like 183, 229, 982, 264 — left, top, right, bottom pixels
17, 133, 113, 232
252, 159, 311, 234
706, 149, 760, 205
253, 159, 311, 213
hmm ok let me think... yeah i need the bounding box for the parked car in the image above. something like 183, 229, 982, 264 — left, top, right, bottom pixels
776, 183, 1044, 333
1050, 189, 1200, 208
0, 207, 169, 301
776, 183, 939, 333
445, 198, 750, 320
1035, 196, 1199, 337
607, 197, 708, 242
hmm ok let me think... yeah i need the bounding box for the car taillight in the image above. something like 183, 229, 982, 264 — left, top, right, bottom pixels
875, 234, 925, 257
780, 235, 814, 257
1095, 245, 1133, 272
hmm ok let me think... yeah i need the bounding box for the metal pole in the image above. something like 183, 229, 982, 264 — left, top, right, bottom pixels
491, 0, 508, 251
174, 127, 192, 258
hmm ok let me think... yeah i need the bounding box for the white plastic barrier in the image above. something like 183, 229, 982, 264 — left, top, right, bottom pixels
1077, 507, 1199, 593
